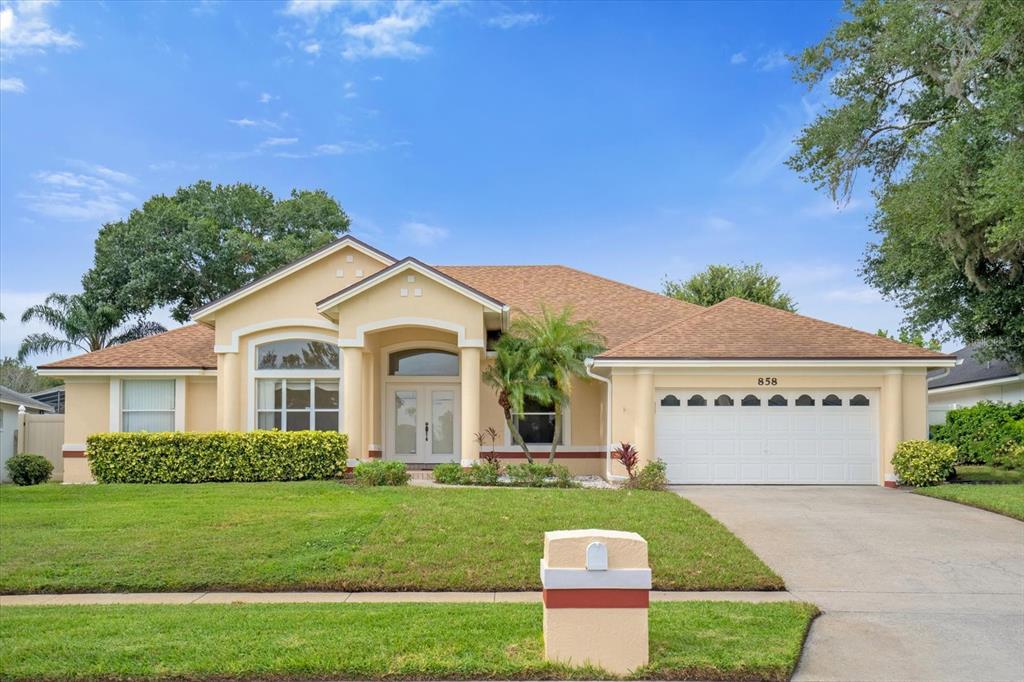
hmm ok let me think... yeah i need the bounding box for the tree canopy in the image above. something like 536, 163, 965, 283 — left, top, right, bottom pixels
82, 181, 351, 322
788, 0, 1024, 366
662, 263, 796, 311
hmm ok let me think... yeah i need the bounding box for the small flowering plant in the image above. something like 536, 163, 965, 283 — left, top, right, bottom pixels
612, 441, 640, 479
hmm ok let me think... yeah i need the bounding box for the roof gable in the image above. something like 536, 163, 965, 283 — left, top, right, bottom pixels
317, 258, 507, 314
192, 235, 394, 320
599, 297, 956, 362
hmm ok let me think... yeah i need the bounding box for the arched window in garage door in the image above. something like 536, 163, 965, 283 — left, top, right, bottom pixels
715, 394, 734, 406
687, 394, 707, 407
660, 394, 681, 407
768, 394, 787, 407
850, 394, 870, 406
741, 394, 761, 406
795, 394, 815, 406
823, 394, 842, 406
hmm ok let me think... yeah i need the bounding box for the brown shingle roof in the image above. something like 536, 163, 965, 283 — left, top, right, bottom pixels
435, 265, 704, 350
600, 297, 955, 360
38, 324, 217, 370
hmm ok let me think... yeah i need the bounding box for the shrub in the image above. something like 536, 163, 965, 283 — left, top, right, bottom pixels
549, 464, 578, 488
432, 462, 465, 484
892, 440, 958, 487
992, 421, 1024, 471
87, 431, 347, 484
464, 461, 502, 486
506, 462, 552, 487
624, 459, 668, 491
6, 453, 53, 486
353, 460, 409, 486
932, 401, 1024, 465
612, 442, 640, 479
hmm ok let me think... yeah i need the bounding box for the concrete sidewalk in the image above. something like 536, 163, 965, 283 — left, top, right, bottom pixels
0, 590, 798, 607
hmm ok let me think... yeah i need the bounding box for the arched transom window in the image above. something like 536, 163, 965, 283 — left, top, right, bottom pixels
256, 339, 339, 370
388, 349, 459, 376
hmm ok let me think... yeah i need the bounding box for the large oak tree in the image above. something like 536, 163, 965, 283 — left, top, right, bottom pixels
788, 0, 1024, 365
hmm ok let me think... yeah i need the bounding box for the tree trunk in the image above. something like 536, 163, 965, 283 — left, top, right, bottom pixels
548, 403, 562, 464
500, 390, 533, 463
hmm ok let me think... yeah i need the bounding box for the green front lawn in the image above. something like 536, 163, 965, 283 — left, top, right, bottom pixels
0, 482, 782, 593
952, 465, 1024, 484
0, 601, 818, 681
915, 483, 1024, 521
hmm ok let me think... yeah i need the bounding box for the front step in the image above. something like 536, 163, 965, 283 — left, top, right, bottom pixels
408, 470, 434, 481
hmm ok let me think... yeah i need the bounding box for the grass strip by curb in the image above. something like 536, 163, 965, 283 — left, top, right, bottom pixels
0, 601, 819, 681
0, 483, 782, 594
914, 483, 1024, 521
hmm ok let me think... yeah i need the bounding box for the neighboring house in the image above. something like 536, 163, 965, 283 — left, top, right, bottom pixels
28, 385, 66, 414
0, 385, 54, 483
38, 235, 955, 486
927, 344, 1023, 426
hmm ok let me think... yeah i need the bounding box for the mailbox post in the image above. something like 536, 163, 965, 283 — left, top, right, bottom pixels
540, 529, 651, 675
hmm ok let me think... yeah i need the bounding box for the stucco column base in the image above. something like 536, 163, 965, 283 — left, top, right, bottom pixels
543, 607, 648, 675
61, 456, 95, 484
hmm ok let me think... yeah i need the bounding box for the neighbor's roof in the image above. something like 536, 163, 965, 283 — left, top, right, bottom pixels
928, 343, 1021, 389
435, 265, 704, 349
38, 325, 217, 370
0, 385, 54, 412
598, 297, 956, 361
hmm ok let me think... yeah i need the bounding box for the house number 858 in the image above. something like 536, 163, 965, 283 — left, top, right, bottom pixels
757, 377, 778, 386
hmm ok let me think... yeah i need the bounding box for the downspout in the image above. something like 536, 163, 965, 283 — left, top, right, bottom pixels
584, 358, 619, 481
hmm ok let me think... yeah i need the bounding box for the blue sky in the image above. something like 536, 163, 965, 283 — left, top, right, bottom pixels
1, 0, 918, 363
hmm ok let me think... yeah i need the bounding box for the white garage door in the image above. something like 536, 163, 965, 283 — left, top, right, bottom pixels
655, 390, 879, 485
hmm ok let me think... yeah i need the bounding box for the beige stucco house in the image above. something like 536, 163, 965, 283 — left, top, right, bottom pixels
39, 235, 956, 486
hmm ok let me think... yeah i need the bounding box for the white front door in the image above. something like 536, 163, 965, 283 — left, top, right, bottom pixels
655, 390, 879, 484
387, 384, 458, 463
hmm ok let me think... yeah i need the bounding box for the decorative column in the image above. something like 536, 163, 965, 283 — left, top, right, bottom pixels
541, 529, 651, 675
217, 352, 241, 431
343, 347, 364, 460
460, 346, 481, 466
634, 370, 655, 466
881, 370, 904, 487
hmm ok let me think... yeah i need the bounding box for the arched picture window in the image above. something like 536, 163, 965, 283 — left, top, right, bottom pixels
715, 394, 734, 407
686, 394, 707, 407
768, 394, 787, 407
850, 394, 870, 406
795, 394, 815, 406
823, 394, 842, 406
256, 339, 339, 370
741, 394, 761, 407
660, 394, 681, 407
388, 349, 459, 376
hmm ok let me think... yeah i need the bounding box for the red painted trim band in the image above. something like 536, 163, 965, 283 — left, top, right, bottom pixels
368, 451, 382, 459
491, 451, 604, 460
542, 588, 649, 609
62, 449, 87, 458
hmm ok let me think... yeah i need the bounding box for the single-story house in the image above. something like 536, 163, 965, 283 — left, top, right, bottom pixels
39, 235, 955, 486
0, 385, 55, 483
928, 344, 1023, 426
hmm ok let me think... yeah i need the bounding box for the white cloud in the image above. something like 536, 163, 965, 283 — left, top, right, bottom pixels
261, 136, 298, 146
258, 91, 276, 103
228, 117, 257, 127
755, 49, 789, 72
22, 162, 137, 223
729, 51, 747, 65
822, 287, 882, 304
341, 2, 450, 61
191, 0, 221, 16
0, 1, 78, 58
302, 41, 321, 54
401, 221, 448, 246
701, 215, 735, 231
282, 0, 342, 18
370, 74, 383, 81
729, 95, 824, 186
343, 80, 357, 98
487, 12, 544, 29
0, 76, 25, 92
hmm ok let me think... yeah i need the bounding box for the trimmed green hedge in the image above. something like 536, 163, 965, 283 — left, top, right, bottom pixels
892, 440, 958, 487
87, 431, 348, 483
932, 401, 1024, 465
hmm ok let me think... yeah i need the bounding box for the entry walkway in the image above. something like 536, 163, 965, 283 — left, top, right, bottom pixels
0, 590, 797, 606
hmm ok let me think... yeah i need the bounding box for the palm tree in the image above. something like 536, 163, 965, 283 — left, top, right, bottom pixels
481, 335, 560, 464
17, 293, 166, 361
511, 306, 605, 463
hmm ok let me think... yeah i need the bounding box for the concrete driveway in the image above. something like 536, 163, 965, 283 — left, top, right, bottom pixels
674, 486, 1024, 682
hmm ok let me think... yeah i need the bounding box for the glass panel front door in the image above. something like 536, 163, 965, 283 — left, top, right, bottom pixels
387, 384, 458, 463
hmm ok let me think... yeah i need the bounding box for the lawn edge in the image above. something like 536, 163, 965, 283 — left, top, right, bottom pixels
912, 488, 1024, 522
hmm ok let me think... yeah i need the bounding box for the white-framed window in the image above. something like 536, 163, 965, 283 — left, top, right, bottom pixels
512, 397, 566, 446
121, 379, 176, 432
251, 336, 341, 432
256, 379, 339, 431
